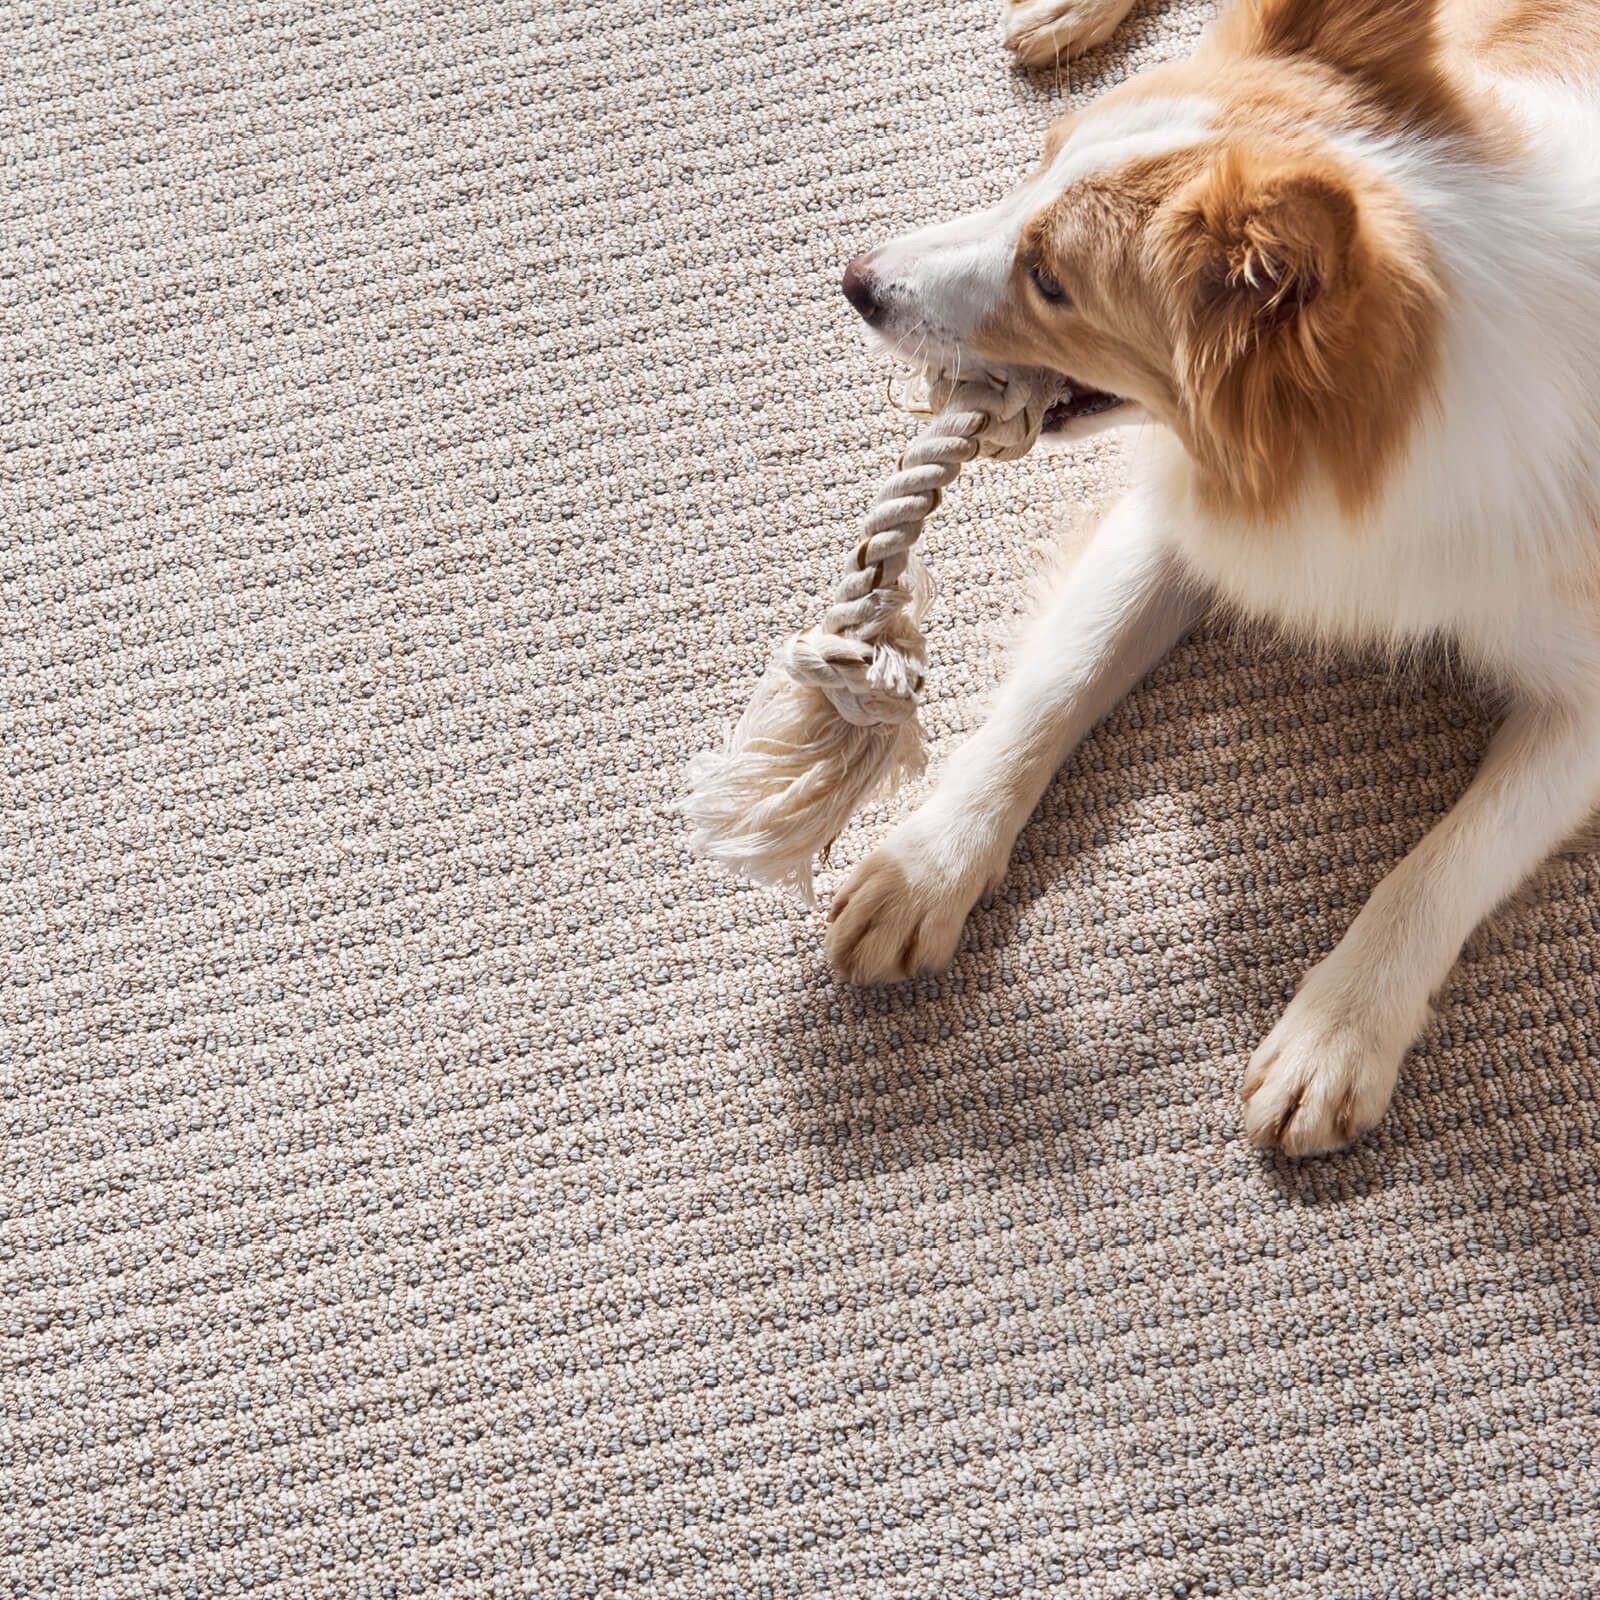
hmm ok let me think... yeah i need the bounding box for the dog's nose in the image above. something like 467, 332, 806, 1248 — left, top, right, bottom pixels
841, 253, 883, 325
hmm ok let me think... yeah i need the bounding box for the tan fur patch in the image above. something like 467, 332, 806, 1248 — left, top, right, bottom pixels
1471, 0, 1600, 80
973, 150, 1204, 429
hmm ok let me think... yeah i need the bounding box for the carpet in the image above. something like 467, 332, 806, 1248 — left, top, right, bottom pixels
4, 1, 1598, 1596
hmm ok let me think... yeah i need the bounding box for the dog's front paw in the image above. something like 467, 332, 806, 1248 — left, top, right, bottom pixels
1241, 971, 1423, 1156
825, 818, 1001, 985
1001, 0, 1133, 65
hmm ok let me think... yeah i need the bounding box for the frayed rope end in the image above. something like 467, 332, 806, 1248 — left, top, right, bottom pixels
682, 659, 925, 903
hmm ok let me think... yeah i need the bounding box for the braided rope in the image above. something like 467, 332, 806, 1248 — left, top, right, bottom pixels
782, 373, 1053, 728
781, 409, 982, 726
683, 369, 1056, 897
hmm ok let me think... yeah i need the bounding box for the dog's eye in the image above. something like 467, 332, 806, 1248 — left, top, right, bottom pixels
1030, 262, 1068, 304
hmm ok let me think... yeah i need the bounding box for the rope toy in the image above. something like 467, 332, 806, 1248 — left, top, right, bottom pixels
684, 368, 1057, 899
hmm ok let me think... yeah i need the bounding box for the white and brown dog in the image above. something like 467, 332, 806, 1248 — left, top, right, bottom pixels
827, 0, 1600, 1154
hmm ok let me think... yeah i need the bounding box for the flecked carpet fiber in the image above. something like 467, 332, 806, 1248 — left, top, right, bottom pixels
4, 0, 1598, 1596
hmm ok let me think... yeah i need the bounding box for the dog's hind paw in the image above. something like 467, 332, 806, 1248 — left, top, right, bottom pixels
1001, 0, 1136, 66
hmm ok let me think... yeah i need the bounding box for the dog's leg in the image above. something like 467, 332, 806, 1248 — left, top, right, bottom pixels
1244, 692, 1600, 1155
1002, 0, 1139, 66
826, 483, 1197, 983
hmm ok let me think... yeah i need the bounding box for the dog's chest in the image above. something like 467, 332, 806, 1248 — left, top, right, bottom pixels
1168, 481, 1565, 673
1185, 515, 1443, 637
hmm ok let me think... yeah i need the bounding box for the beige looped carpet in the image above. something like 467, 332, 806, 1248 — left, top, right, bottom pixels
4, 1, 1598, 1596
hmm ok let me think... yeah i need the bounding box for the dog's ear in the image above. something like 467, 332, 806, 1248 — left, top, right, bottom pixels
1166, 153, 1358, 374
1240, 0, 1454, 130
1156, 146, 1437, 517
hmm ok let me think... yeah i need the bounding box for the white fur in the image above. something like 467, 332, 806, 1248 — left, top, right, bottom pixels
1002, 0, 1138, 66
829, 49, 1600, 1154
869, 98, 1215, 357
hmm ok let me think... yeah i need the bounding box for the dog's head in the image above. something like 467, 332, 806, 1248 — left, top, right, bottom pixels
844, 0, 1462, 517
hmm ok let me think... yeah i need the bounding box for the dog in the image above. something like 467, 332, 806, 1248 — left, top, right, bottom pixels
826, 0, 1600, 1154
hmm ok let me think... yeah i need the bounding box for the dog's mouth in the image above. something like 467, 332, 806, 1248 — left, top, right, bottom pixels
886, 363, 1130, 436
1042, 379, 1126, 431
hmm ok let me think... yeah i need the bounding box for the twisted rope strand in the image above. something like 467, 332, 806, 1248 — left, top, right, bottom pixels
782, 407, 986, 726
683, 369, 1055, 896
